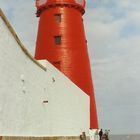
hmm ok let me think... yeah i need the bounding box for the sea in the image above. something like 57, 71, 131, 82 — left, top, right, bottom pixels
109, 135, 140, 140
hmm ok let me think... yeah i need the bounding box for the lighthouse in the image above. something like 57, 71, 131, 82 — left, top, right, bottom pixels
35, 0, 98, 129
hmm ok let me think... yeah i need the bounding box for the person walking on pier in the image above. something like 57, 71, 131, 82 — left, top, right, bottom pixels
99, 129, 103, 140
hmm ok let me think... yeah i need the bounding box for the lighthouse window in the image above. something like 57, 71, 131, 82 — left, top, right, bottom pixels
55, 14, 61, 23
54, 36, 61, 45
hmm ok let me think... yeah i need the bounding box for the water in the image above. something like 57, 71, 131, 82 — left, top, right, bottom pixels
109, 135, 140, 140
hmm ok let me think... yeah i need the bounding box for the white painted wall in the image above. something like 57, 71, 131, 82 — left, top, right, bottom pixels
0, 16, 89, 136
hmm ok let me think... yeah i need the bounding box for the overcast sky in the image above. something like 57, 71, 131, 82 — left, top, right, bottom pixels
1, 0, 140, 135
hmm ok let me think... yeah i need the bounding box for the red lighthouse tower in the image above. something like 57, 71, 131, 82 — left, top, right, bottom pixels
35, 0, 98, 129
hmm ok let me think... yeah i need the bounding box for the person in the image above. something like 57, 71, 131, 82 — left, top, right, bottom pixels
104, 130, 110, 140
98, 129, 103, 140
80, 132, 86, 140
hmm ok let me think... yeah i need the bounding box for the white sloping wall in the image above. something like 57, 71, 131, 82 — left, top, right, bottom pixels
0, 15, 89, 136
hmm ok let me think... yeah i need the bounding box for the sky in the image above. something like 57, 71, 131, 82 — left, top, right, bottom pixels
1, 0, 140, 135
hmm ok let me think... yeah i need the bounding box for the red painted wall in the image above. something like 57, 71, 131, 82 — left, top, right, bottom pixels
35, 0, 98, 128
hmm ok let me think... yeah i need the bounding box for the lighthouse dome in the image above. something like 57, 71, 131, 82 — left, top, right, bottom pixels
36, 0, 85, 9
